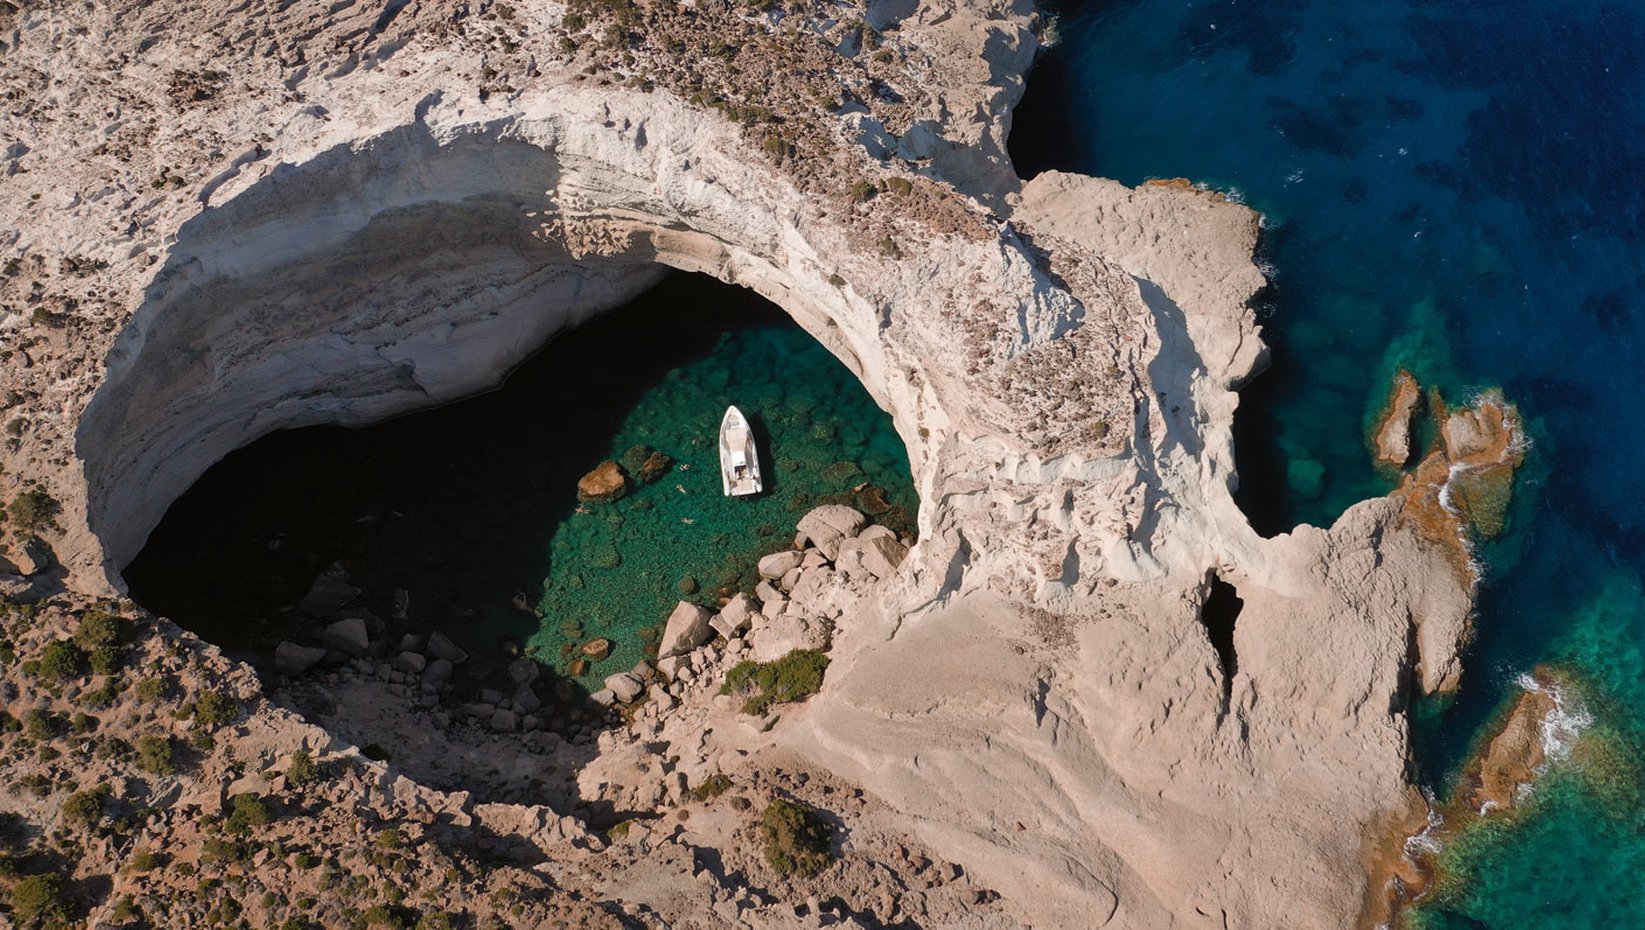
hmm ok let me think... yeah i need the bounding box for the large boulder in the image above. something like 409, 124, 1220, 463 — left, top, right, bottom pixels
796, 505, 868, 560
421, 658, 454, 689
604, 672, 644, 703
297, 563, 360, 616
581, 637, 613, 660
757, 549, 804, 580
321, 617, 369, 656
426, 631, 468, 664
860, 532, 909, 579
393, 651, 427, 675
658, 601, 712, 657
274, 641, 328, 675
11, 537, 50, 576
508, 656, 541, 685
577, 460, 627, 502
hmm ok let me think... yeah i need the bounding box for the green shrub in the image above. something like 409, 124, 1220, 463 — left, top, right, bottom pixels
689, 772, 733, 801
200, 837, 243, 864
134, 735, 173, 775
287, 748, 319, 786
23, 709, 57, 741
62, 785, 109, 827
415, 913, 456, 930
9, 872, 71, 928
73, 609, 121, 651
6, 489, 59, 535
850, 179, 878, 202
225, 793, 272, 834
135, 677, 169, 703
127, 848, 160, 872
36, 640, 83, 682
720, 649, 830, 715
758, 799, 833, 877
191, 690, 239, 728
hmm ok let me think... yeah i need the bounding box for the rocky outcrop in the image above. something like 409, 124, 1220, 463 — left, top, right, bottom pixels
0, 0, 1520, 928
576, 461, 628, 503
1373, 369, 1423, 467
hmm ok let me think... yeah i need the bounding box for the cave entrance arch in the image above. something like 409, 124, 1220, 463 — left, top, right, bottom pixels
75, 122, 927, 591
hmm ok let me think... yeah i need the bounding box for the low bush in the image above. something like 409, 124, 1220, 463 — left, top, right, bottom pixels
720, 649, 830, 715
758, 799, 833, 877
9, 872, 72, 928
226, 793, 272, 834
689, 772, 734, 801
134, 735, 173, 776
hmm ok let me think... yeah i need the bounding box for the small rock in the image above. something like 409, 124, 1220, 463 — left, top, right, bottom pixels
638, 450, 674, 483
426, 631, 468, 664
568, 658, 590, 676
754, 580, 785, 605
632, 660, 655, 681
604, 672, 644, 703
274, 641, 327, 675
757, 549, 803, 580
489, 709, 517, 732
421, 658, 453, 688
321, 617, 369, 656
590, 688, 618, 708
860, 533, 909, 578
577, 460, 628, 502
480, 688, 504, 705
392, 651, 427, 675
508, 657, 541, 685
779, 566, 801, 592
12, 537, 50, 576
582, 638, 613, 660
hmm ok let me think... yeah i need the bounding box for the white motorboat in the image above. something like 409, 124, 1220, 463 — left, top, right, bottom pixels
719, 405, 763, 497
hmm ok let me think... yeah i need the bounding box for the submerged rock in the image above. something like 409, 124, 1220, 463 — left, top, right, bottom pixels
577, 460, 627, 502
426, 631, 468, 664
638, 450, 674, 483
581, 638, 612, 660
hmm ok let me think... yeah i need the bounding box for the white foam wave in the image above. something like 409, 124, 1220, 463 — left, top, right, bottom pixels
1516, 672, 1592, 765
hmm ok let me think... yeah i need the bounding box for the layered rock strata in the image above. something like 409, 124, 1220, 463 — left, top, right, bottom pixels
0, 0, 1520, 927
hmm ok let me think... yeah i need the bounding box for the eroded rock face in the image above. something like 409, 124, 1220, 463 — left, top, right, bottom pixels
0, 0, 1514, 927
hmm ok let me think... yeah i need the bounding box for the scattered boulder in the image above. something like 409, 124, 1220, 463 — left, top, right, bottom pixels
860, 533, 909, 579
568, 658, 590, 676
1373, 369, 1423, 468
638, 450, 674, 483
590, 688, 617, 708
11, 537, 50, 576
631, 660, 654, 681
659, 601, 712, 658
422, 658, 454, 689
426, 631, 468, 664
577, 460, 628, 503
298, 563, 360, 616
757, 549, 803, 580
508, 657, 541, 685
275, 641, 328, 675
582, 638, 613, 660
657, 654, 691, 680
489, 709, 518, 733
754, 580, 785, 604
796, 505, 868, 560
604, 672, 644, 703
392, 651, 427, 675
321, 617, 369, 656
711, 594, 754, 639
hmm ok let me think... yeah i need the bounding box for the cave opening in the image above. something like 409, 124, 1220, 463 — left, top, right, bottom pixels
119, 270, 917, 806
1201, 574, 1243, 702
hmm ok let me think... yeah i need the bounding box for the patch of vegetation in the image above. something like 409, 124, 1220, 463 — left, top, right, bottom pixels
287, 748, 320, 786
127, 848, 161, 873
758, 799, 833, 877
6, 489, 58, 535
225, 793, 272, 834
134, 676, 170, 703
62, 785, 110, 827
134, 735, 173, 776
36, 640, 83, 683
9, 872, 72, 928
189, 690, 239, 729
720, 648, 830, 716
689, 772, 734, 802
850, 179, 878, 202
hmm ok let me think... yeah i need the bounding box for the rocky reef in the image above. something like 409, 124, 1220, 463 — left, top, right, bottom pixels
0, 0, 1522, 926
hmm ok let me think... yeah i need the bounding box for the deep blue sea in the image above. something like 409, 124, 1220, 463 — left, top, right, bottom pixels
1011, 1, 1645, 925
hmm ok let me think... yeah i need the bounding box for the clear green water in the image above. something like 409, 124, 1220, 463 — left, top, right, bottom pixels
124, 272, 915, 693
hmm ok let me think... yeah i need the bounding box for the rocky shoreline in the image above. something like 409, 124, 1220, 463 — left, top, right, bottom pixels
0, 0, 1533, 925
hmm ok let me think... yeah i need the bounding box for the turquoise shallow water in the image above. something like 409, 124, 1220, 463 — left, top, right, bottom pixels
124, 272, 914, 693
1013, 0, 1645, 924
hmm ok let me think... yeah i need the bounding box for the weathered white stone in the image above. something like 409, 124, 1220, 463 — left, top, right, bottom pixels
795, 505, 868, 560
604, 673, 644, 704
757, 549, 803, 580
659, 600, 713, 658
392, 651, 426, 675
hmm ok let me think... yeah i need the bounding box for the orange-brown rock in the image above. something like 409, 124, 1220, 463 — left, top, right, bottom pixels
1395, 389, 1525, 576
576, 461, 627, 503
1466, 685, 1556, 812
1372, 368, 1423, 468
